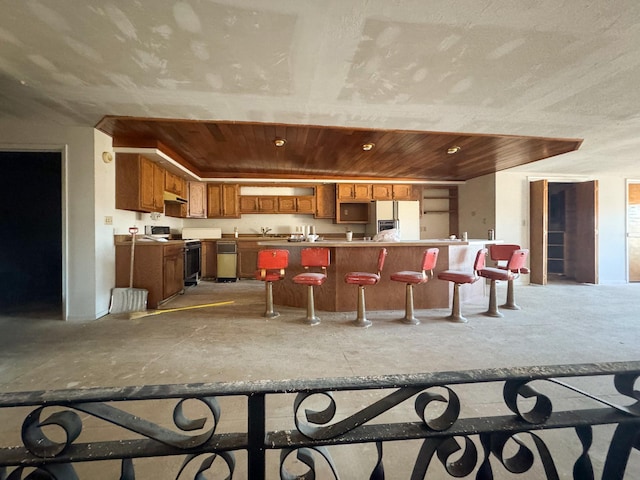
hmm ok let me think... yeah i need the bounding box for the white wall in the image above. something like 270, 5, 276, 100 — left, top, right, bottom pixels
597, 175, 628, 284
495, 172, 530, 249
458, 174, 496, 239
94, 130, 116, 318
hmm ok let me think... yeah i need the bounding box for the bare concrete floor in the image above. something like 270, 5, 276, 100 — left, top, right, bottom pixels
1, 278, 639, 478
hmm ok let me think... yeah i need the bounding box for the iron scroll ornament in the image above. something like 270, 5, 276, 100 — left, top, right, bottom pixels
21, 396, 222, 458
292, 386, 461, 441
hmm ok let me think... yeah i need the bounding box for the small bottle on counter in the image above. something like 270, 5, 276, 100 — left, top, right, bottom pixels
488, 229, 495, 240
234, 227, 238, 238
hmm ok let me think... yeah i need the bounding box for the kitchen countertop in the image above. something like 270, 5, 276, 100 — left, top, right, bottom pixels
114, 238, 186, 246
257, 238, 501, 247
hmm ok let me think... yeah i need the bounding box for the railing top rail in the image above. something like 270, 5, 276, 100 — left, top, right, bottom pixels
1, 361, 638, 408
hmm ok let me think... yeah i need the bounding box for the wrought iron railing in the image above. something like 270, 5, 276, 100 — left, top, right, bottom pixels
0, 361, 639, 479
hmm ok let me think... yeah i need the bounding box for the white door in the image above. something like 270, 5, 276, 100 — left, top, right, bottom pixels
628, 182, 640, 282
397, 201, 420, 240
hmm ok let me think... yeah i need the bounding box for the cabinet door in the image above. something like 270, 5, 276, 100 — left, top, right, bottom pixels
188, 182, 207, 218
258, 197, 277, 213
240, 196, 259, 213
222, 184, 240, 218
372, 184, 393, 200
207, 184, 223, 217
277, 197, 297, 213
315, 184, 336, 219
163, 245, 184, 299
165, 171, 183, 195
237, 242, 260, 278
392, 184, 413, 200
164, 202, 187, 218
201, 241, 217, 278
353, 184, 372, 200
152, 163, 165, 212
296, 196, 315, 214
337, 184, 355, 199
140, 157, 158, 212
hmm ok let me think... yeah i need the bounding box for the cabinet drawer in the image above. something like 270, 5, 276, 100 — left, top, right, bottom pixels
163, 244, 184, 257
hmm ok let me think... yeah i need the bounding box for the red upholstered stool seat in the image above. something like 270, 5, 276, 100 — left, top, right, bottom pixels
344, 248, 388, 328
437, 248, 487, 323
390, 248, 439, 325
490, 244, 530, 310
479, 248, 529, 318
255, 249, 289, 319
292, 248, 330, 326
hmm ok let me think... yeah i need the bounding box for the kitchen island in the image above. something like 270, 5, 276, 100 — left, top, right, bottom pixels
258, 239, 499, 313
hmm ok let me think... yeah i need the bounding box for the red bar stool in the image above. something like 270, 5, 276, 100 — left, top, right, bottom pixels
255, 249, 289, 319
344, 248, 388, 328
437, 248, 487, 323
479, 249, 529, 317
390, 248, 439, 325
489, 244, 530, 310
292, 248, 331, 326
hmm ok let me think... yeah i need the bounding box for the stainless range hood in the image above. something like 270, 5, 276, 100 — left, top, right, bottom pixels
163, 191, 188, 204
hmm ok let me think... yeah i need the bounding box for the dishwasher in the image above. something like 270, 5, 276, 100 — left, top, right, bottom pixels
216, 241, 237, 282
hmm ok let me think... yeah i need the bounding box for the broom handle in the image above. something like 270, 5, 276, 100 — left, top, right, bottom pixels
129, 227, 138, 288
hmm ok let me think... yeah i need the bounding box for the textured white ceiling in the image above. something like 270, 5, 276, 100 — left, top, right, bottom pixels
1, 0, 640, 176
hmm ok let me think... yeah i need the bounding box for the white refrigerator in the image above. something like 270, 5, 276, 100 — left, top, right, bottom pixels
367, 200, 421, 240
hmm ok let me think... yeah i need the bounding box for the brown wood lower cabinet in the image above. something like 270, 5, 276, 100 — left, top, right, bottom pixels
237, 240, 261, 278
115, 241, 185, 308
201, 241, 218, 279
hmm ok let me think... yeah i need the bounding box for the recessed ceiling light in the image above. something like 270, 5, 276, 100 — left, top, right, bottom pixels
274, 138, 286, 147
447, 146, 461, 155
362, 143, 375, 151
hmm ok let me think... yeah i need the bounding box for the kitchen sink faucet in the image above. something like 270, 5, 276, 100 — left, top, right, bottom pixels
261, 227, 272, 237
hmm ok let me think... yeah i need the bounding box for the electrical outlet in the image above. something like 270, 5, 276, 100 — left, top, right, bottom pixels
104, 216, 113, 225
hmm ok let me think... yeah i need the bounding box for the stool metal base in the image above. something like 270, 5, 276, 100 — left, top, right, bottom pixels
500, 280, 521, 310
263, 281, 280, 319
446, 283, 468, 323
304, 285, 320, 326
483, 279, 504, 318
353, 285, 372, 328
400, 284, 420, 325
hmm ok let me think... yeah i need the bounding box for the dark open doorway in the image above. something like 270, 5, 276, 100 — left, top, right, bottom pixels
0, 151, 62, 318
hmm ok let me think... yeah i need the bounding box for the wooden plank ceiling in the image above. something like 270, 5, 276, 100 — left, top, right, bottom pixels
96, 116, 583, 182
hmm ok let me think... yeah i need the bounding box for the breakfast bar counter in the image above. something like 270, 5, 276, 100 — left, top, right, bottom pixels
259, 239, 498, 313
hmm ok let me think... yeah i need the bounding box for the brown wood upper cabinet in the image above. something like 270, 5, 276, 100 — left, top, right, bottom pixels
279, 196, 315, 214
315, 184, 336, 219
391, 184, 415, 200
239, 196, 277, 213
164, 171, 186, 197
115, 153, 164, 213
337, 183, 372, 200
338, 183, 414, 201
239, 195, 315, 214
372, 184, 393, 200
187, 181, 207, 218
207, 183, 240, 218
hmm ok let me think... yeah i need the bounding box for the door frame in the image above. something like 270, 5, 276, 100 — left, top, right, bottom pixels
0, 145, 67, 319
529, 177, 598, 285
